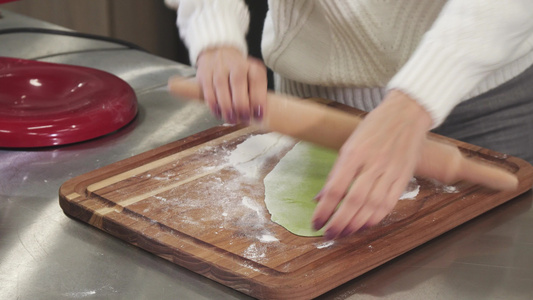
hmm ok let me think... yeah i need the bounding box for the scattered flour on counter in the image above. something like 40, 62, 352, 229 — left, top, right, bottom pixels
62, 290, 97, 298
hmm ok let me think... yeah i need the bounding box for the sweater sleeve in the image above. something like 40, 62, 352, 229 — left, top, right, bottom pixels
387, 0, 533, 127
175, 0, 250, 65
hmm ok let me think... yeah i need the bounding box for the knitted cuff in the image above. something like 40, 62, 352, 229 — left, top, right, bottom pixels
164, 0, 179, 10
387, 40, 485, 128
177, 0, 250, 66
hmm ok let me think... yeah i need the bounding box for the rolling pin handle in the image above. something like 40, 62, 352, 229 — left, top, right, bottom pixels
168, 76, 204, 101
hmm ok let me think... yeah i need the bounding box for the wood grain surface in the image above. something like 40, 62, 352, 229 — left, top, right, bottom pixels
59, 102, 533, 300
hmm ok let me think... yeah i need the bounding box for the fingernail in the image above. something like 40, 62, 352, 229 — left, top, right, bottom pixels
239, 111, 250, 123
214, 104, 222, 119
358, 224, 369, 233
253, 105, 263, 121
324, 229, 337, 241
227, 111, 237, 124
313, 219, 325, 231
339, 228, 352, 239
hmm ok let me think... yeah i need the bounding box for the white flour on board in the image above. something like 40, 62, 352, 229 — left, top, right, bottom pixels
227, 132, 295, 179
138, 132, 464, 264
124, 131, 467, 273
399, 178, 420, 200
315, 240, 335, 249
241, 196, 263, 217
259, 234, 279, 243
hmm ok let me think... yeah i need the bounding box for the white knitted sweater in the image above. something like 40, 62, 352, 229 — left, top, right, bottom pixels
173, 0, 533, 127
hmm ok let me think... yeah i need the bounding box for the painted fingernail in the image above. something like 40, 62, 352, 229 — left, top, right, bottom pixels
324, 229, 337, 241
339, 228, 352, 239
313, 219, 325, 231
227, 111, 237, 124
214, 104, 222, 119
357, 224, 369, 233
239, 111, 250, 123
253, 105, 263, 121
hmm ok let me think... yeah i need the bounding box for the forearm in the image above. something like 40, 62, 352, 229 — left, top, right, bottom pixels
388, 0, 533, 127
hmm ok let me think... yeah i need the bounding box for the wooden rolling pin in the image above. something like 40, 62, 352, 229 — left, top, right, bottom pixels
168, 77, 518, 191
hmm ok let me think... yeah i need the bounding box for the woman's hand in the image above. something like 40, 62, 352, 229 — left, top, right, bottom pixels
312, 90, 433, 240
196, 46, 268, 124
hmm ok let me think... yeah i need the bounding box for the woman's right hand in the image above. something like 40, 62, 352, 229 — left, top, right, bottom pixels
196, 46, 268, 124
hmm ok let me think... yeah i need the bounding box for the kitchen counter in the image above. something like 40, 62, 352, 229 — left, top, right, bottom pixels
1, 10, 532, 300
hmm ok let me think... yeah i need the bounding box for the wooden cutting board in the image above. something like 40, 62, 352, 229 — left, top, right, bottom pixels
59, 102, 533, 300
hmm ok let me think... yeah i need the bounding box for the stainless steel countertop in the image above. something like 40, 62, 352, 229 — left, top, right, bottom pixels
1, 10, 532, 300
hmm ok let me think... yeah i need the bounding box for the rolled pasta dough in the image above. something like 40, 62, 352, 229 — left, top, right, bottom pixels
263, 141, 419, 237
264, 141, 335, 237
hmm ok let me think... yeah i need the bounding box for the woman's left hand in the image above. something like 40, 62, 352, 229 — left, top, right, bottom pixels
311, 90, 433, 240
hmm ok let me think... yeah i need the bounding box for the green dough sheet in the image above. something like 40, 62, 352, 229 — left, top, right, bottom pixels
264, 141, 337, 237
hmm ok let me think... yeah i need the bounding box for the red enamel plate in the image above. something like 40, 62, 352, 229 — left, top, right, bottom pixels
0, 57, 138, 148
